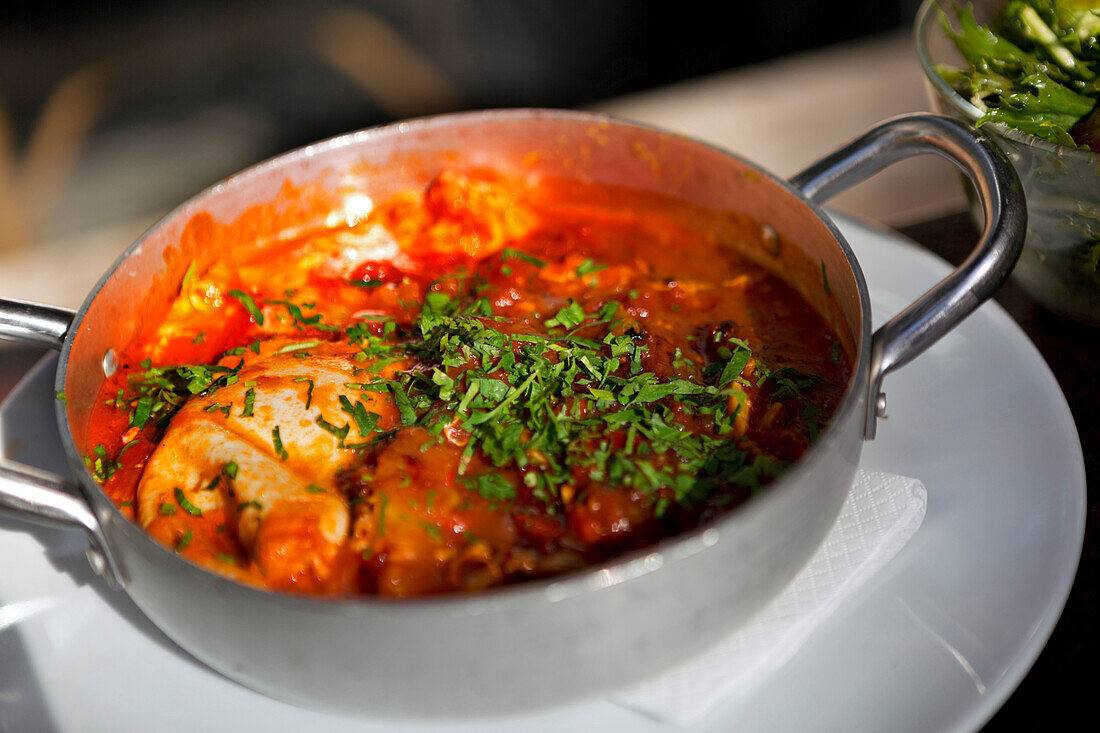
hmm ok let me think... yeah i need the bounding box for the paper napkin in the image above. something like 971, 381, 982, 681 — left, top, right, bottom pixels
615, 469, 927, 726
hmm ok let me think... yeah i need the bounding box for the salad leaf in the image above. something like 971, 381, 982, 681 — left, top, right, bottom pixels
938, 1, 1100, 148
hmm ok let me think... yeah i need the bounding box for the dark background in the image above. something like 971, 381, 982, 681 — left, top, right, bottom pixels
0, 0, 922, 240
1, 0, 925, 139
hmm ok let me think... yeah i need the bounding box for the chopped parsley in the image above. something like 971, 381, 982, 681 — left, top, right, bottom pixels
545, 300, 586, 329
377, 492, 389, 537
381, 289, 823, 512
463, 473, 516, 501
272, 426, 288, 460
501, 248, 546, 267
101, 247, 832, 529
241, 387, 256, 417
575, 258, 608, 277
174, 487, 203, 516
229, 289, 264, 325
418, 522, 443, 542
85, 444, 120, 483
316, 415, 351, 442
268, 299, 341, 332
275, 340, 323, 355
121, 357, 245, 429
293, 377, 315, 409
339, 395, 380, 438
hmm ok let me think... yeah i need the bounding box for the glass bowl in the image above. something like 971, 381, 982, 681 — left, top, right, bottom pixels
915, 0, 1100, 325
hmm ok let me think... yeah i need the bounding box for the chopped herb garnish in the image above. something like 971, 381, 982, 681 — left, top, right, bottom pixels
316, 415, 351, 442
545, 300, 585, 329
463, 473, 516, 501
575, 258, 608, 277
381, 290, 824, 512
339, 395, 380, 437
130, 397, 154, 429
241, 387, 256, 417
275, 340, 322, 354
272, 426, 288, 460
267, 299, 342, 332
501, 248, 546, 267
765, 365, 825, 400
122, 359, 245, 429
418, 521, 443, 541
85, 443, 121, 483
293, 377, 315, 409
175, 487, 203, 516
229, 289, 264, 325
377, 492, 389, 537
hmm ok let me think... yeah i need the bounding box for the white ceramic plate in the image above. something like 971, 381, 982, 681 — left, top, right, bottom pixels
0, 215, 1084, 733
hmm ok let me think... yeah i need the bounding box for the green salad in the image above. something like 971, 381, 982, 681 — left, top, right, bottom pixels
937, 1, 1100, 149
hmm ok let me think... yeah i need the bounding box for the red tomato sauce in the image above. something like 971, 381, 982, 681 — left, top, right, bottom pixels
80, 170, 851, 597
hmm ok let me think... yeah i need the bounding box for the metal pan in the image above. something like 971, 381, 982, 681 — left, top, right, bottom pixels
0, 109, 1024, 717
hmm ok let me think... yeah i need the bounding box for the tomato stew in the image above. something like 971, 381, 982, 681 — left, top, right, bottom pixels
80, 170, 850, 597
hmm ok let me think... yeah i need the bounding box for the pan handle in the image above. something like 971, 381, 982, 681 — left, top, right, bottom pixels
789, 113, 1026, 440
0, 299, 74, 349
0, 463, 124, 589
1, 300, 123, 588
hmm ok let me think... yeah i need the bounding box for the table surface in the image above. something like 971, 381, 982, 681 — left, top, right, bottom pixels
0, 30, 1093, 731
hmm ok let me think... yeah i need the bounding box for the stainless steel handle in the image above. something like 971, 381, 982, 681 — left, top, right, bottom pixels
0, 463, 123, 589
0, 299, 74, 349
1, 299, 123, 588
790, 113, 1026, 440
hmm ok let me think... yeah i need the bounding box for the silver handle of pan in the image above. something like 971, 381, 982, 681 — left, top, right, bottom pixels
789, 113, 1026, 440
0, 463, 123, 589
0, 300, 73, 349
1, 301, 124, 589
